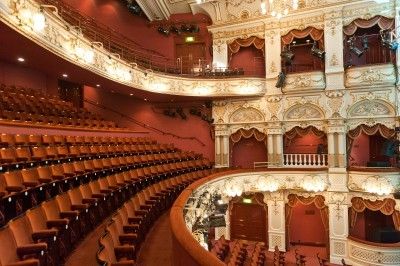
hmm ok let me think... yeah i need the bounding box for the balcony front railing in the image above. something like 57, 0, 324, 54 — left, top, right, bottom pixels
283, 153, 328, 167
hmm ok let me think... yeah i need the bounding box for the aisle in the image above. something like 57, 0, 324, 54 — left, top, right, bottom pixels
136, 211, 173, 266
64, 220, 108, 266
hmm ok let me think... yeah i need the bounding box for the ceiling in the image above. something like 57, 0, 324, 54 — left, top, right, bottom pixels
135, 0, 194, 21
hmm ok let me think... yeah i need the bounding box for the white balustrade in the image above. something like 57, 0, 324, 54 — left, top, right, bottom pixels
283, 153, 328, 167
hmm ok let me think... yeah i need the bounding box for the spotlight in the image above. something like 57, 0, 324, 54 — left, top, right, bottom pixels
361, 35, 369, 50
157, 26, 169, 36
311, 42, 325, 59
380, 30, 398, 51
163, 109, 176, 117
170, 25, 181, 35
181, 24, 191, 32
348, 37, 363, 57
189, 108, 201, 116
280, 46, 294, 65
176, 107, 187, 120
275, 72, 286, 88
190, 24, 199, 33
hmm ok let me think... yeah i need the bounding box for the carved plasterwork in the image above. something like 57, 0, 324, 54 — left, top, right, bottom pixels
345, 64, 396, 88
348, 172, 399, 193
284, 103, 324, 120
283, 71, 326, 92
229, 107, 264, 123
348, 99, 394, 118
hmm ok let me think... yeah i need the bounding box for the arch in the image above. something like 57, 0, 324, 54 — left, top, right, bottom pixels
284, 104, 324, 121
229, 107, 264, 123
347, 99, 395, 118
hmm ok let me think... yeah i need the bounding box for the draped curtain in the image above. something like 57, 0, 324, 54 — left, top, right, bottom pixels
343, 15, 395, 36
347, 124, 395, 161
228, 36, 265, 59
281, 27, 324, 47
284, 126, 326, 147
230, 128, 266, 144
285, 194, 329, 256
350, 197, 400, 231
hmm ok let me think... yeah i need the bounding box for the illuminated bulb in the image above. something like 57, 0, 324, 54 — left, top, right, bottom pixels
284, 9, 289, 15
83, 50, 94, 64
196, 0, 201, 3
19, 8, 32, 23
32, 12, 46, 32
277, 13, 282, 19
271, 11, 277, 16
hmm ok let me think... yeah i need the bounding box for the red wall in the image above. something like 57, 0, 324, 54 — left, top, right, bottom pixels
349, 210, 366, 240
83, 86, 214, 160
0, 61, 58, 95
350, 133, 370, 166
289, 203, 326, 244
284, 132, 326, 154
229, 46, 265, 76
64, 0, 212, 61
230, 137, 268, 168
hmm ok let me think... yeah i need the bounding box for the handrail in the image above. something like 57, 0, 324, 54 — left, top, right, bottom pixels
348, 235, 400, 247
84, 98, 207, 147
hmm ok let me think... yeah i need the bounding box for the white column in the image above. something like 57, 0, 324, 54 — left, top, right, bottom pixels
324, 9, 345, 90
395, 1, 400, 83
215, 136, 222, 167
268, 134, 274, 163
327, 193, 350, 264
328, 132, 336, 167
223, 135, 229, 167
266, 197, 286, 251
265, 29, 282, 95
275, 134, 283, 166
337, 132, 347, 168
212, 40, 228, 68
224, 208, 230, 240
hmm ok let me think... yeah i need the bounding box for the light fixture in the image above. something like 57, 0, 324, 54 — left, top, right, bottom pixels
62, 73, 68, 78
256, 176, 281, 192
362, 176, 393, 196
281, 45, 294, 65
96, 84, 100, 87
18, 6, 46, 32
194, 87, 210, 95
311, 42, 325, 59
129, 93, 133, 96
17, 57, 25, 62
301, 175, 327, 192
262, 0, 299, 19
223, 182, 243, 197
361, 35, 369, 50
32, 12, 46, 32
275, 72, 286, 88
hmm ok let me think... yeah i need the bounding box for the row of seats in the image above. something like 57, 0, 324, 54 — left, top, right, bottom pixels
0, 153, 212, 266
0, 84, 120, 129
97, 168, 213, 265
0, 134, 159, 147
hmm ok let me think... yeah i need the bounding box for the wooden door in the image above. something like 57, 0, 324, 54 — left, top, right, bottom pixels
175, 43, 205, 74
230, 201, 267, 243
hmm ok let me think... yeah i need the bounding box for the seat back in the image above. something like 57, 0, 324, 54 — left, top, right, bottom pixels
26, 206, 48, 231
0, 226, 20, 265
9, 215, 34, 245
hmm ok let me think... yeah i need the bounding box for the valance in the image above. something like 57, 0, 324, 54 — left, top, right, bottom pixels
230, 128, 266, 143
284, 126, 326, 141
281, 27, 324, 46
343, 16, 394, 36
350, 197, 400, 231
347, 124, 395, 140
228, 36, 265, 58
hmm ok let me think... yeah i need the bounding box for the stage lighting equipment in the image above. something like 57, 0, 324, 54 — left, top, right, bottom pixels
361, 35, 369, 50
280, 46, 294, 65
380, 29, 398, 51
275, 72, 286, 88
158, 26, 169, 36
311, 42, 325, 59
170, 25, 181, 35
348, 37, 364, 57
176, 107, 187, 120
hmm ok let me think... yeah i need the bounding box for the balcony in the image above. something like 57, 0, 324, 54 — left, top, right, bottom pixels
283, 153, 328, 168
345, 63, 396, 88
282, 71, 325, 92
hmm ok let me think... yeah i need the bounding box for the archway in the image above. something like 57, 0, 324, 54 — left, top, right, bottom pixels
349, 197, 400, 243
230, 128, 267, 168
283, 126, 327, 167
286, 194, 329, 258
347, 124, 396, 167
229, 193, 268, 245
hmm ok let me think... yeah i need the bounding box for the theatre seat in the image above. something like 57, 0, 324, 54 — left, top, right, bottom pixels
97, 232, 135, 266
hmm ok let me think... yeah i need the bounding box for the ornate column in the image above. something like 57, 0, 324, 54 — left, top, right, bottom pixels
395, 0, 400, 83
324, 9, 345, 90
212, 39, 228, 68
214, 208, 230, 240
214, 125, 229, 168
267, 126, 283, 166
265, 28, 282, 95
265, 192, 286, 252
327, 122, 348, 192
327, 131, 336, 167
327, 192, 350, 264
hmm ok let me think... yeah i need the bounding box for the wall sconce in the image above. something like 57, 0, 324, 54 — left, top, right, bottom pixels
311, 42, 325, 59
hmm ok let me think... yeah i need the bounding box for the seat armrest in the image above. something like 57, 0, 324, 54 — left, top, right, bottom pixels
32, 229, 58, 241
145, 200, 157, 205
111, 261, 135, 266
82, 198, 97, 204
7, 259, 40, 266
119, 234, 137, 245
46, 219, 68, 229
60, 211, 79, 219
140, 205, 152, 210
123, 224, 139, 233
100, 189, 112, 193
128, 217, 142, 224
114, 245, 135, 261
6, 186, 23, 192
91, 193, 105, 198
71, 204, 88, 211
16, 243, 47, 257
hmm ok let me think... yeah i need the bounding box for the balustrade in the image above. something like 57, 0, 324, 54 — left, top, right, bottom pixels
283, 153, 328, 167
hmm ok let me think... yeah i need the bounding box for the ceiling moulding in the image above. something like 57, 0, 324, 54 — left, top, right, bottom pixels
135, 0, 168, 21
0, 0, 265, 97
